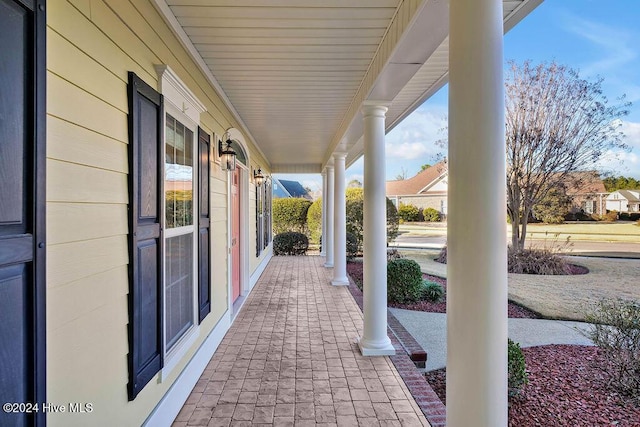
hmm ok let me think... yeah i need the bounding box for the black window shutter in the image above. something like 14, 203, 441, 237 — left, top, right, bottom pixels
198, 127, 211, 323
127, 72, 164, 400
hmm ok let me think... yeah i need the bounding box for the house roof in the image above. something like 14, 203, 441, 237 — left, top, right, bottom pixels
273, 178, 311, 199
610, 189, 640, 202
386, 161, 447, 196
385, 166, 606, 198
154, 1, 541, 172
561, 171, 606, 195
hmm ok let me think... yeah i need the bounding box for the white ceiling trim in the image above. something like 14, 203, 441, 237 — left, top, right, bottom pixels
151, 0, 271, 167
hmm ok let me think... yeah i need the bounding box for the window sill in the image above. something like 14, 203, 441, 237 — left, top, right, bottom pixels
160, 326, 201, 383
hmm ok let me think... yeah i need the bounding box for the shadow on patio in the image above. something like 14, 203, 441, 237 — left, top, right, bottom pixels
172, 255, 435, 426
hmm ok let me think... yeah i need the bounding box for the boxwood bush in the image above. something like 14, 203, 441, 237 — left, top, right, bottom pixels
273, 232, 309, 255
387, 258, 423, 303
398, 203, 420, 222
422, 207, 441, 222
508, 338, 528, 397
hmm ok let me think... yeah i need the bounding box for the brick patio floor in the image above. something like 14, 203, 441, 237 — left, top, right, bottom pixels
172, 256, 430, 426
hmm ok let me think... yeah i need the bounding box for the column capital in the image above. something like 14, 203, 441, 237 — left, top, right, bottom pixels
325, 164, 334, 171
332, 151, 348, 160
362, 101, 390, 117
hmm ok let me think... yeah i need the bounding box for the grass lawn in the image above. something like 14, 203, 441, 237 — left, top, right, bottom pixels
399, 249, 640, 321
523, 221, 640, 242
399, 221, 640, 242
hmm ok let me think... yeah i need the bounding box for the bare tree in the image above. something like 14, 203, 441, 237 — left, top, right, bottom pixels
395, 166, 409, 181
348, 179, 362, 188
506, 61, 629, 250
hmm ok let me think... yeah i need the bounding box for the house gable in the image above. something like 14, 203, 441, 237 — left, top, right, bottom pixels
386, 161, 447, 196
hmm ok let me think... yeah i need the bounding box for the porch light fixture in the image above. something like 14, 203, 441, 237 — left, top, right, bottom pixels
218, 134, 237, 171
253, 168, 265, 187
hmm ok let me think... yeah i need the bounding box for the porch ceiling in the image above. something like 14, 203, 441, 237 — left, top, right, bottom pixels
157, 0, 541, 172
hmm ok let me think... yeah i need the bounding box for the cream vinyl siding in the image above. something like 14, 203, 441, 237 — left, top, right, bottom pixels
46, 1, 268, 425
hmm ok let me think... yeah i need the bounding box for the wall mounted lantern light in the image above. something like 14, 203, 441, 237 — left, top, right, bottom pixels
253, 168, 265, 187
218, 134, 237, 171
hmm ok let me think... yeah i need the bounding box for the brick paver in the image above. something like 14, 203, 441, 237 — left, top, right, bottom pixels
173, 256, 430, 426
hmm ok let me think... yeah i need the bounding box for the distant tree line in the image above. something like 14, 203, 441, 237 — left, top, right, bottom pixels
603, 176, 640, 192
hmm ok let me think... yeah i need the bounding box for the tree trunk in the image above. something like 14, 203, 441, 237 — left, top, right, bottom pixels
518, 207, 531, 251
511, 217, 519, 248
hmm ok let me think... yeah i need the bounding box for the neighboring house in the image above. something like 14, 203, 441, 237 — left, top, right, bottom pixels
386, 167, 608, 218
606, 190, 640, 212
560, 171, 608, 216
386, 161, 449, 215
0, 2, 541, 426
272, 177, 313, 200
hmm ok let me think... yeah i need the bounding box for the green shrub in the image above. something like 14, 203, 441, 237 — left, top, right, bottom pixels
584, 298, 640, 400
306, 197, 322, 244
387, 258, 423, 303
273, 232, 309, 255
421, 281, 444, 303
272, 198, 312, 235
422, 207, 441, 222
398, 203, 420, 222
346, 232, 358, 260
345, 188, 399, 250
508, 338, 528, 397
619, 212, 640, 222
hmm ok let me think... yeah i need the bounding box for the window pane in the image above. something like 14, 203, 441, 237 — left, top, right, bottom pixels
165, 115, 193, 228
165, 233, 194, 349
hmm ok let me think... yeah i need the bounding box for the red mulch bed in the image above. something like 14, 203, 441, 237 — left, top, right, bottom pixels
345, 262, 541, 319
424, 345, 640, 426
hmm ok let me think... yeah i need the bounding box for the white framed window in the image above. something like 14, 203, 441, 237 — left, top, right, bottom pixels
155, 65, 206, 366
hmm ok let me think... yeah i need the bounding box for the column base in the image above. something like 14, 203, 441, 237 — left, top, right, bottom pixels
320, 251, 326, 256
331, 277, 349, 286
324, 262, 333, 268
357, 336, 395, 356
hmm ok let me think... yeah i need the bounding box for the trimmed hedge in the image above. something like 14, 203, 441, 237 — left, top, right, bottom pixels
306, 197, 322, 244
273, 198, 312, 235
346, 232, 358, 260
387, 258, 423, 303
273, 232, 309, 255
345, 188, 399, 251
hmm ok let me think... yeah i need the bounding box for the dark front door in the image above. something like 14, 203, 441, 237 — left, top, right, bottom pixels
0, 1, 46, 426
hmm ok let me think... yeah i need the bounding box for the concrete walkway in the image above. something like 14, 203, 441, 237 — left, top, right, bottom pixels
389, 309, 594, 371
173, 256, 429, 426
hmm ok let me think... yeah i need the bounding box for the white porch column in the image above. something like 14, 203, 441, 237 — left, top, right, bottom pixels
332, 153, 349, 286
320, 170, 327, 257
324, 165, 335, 268
447, 0, 507, 426
358, 102, 395, 356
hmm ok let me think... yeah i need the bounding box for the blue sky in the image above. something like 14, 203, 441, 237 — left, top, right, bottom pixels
279, 1, 640, 192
